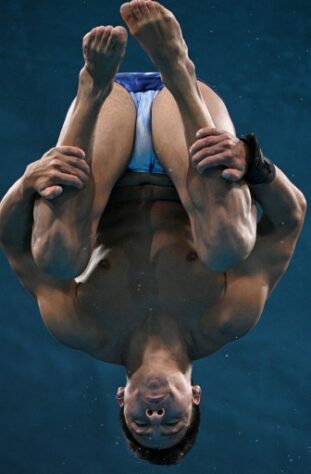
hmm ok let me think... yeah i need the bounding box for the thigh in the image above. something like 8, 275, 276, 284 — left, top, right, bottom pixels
31, 83, 136, 273
91, 82, 136, 227
151, 82, 256, 269
151, 81, 235, 210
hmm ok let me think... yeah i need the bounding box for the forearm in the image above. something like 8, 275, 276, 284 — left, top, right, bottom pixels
250, 166, 307, 229
0, 176, 35, 250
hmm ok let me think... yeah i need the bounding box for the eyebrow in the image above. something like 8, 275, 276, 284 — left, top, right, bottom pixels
132, 427, 184, 439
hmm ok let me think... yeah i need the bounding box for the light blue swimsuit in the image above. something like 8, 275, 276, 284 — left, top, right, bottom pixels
114, 72, 166, 174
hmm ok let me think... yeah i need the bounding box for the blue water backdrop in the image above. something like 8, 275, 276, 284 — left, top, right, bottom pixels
0, 1, 310, 473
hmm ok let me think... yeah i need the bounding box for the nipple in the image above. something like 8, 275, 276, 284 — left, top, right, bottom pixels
186, 251, 198, 262
99, 258, 111, 269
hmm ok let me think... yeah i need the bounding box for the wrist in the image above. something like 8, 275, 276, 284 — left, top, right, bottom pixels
240, 133, 276, 185
21, 166, 37, 196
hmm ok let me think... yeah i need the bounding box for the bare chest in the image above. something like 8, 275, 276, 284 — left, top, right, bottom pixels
58, 199, 225, 362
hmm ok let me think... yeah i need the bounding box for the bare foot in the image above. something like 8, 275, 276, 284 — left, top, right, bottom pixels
79, 25, 128, 95
120, 0, 195, 95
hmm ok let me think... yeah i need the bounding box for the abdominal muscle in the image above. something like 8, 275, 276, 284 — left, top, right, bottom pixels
43, 185, 227, 362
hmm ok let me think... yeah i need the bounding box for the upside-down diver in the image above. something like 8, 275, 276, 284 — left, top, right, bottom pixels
0, 0, 306, 465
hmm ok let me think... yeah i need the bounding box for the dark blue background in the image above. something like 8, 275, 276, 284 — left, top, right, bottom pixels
0, 1, 310, 473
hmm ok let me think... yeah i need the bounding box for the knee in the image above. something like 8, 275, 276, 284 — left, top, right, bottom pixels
196, 213, 256, 272
32, 229, 91, 279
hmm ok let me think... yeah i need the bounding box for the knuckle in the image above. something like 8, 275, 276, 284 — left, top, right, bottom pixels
44, 148, 55, 159
70, 156, 80, 167
204, 137, 212, 146
194, 151, 205, 162
51, 157, 60, 167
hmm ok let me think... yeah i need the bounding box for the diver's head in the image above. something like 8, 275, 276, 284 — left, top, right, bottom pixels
119, 402, 200, 464
116, 369, 201, 452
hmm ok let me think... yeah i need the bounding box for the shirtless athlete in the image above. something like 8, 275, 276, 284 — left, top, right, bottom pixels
0, 0, 306, 465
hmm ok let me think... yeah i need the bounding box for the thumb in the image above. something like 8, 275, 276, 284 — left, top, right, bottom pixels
40, 185, 63, 200
221, 168, 242, 182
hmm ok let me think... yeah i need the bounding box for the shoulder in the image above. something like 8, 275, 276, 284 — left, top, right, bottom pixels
219, 270, 269, 340
233, 211, 303, 296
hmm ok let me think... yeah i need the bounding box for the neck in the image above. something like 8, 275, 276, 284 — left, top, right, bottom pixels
123, 315, 192, 377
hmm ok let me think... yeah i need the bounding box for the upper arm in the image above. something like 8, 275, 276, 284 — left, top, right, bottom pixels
1, 244, 72, 299
220, 214, 301, 339
234, 212, 304, 294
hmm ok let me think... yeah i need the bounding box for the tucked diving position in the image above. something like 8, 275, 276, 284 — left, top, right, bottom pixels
0, 0, 306, 465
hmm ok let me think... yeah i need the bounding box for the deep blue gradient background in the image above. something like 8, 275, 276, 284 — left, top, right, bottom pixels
0, 1, 310, 473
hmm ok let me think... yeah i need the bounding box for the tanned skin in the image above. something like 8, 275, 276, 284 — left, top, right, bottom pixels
0, 1, 306, 450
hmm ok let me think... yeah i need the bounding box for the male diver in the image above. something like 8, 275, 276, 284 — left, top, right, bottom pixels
0, 0, 306, 465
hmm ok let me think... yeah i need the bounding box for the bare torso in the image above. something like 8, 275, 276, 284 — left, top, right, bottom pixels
38, 175, 262, 363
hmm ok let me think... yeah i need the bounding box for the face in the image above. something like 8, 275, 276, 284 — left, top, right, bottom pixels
117, 372, 201, 449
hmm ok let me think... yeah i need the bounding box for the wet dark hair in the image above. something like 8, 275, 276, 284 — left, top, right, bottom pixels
119, 403, 200, 465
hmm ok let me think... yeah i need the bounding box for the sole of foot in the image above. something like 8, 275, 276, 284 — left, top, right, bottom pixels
81, 25, 128, 94
120, 0, 195, 92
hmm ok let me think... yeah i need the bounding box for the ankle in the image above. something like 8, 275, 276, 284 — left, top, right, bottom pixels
78, 67, 112, 101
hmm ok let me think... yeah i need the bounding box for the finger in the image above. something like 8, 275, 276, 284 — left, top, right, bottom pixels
221, 168, 243, 182
195, 127, 227, 139
40, 186, 63, 200
57, 160, 90, 180
190, 134, 228, 155
64, 156, 90, 175
55, 146, 86, 159
191, 141, 230, 163
57, 166, 89, 185
195, 153, 230, 174
50, 172, 85, 189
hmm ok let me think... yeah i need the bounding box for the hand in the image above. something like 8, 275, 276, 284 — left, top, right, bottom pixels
23, 146, 90, 200
189, 128, 248, 182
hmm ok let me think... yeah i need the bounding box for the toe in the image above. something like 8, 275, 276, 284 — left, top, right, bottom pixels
120, 2, 131, 20
137, 0, 150, 17
120, 2, 138, 23
113, 25, 128, 40
105, 29, 118, 50
103, 27, 127, 52
133, 1, 143, 20
99, 26, 113, 47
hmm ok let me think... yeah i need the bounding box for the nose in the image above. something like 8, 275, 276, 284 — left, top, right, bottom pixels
145, 408, 166, 420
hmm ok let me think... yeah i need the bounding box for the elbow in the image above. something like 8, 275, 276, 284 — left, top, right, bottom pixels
196, 224, 256, 272
298, 191, 307, 217
32, 235, 91, 279
287, 191, 307, 231
294, 191, 307, 226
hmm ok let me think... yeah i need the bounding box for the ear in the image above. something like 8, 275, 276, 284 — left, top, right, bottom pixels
192, 385, 201, 405
116, 387, 125, 407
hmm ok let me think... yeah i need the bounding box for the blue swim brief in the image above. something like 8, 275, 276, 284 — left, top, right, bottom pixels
114, 72, 166, 174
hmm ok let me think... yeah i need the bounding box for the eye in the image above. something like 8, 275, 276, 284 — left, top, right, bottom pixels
165, 420, 179, 426
134, 420, 148, 427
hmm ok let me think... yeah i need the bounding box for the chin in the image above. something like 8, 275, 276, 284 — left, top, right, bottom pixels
143, 374, 169, 390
